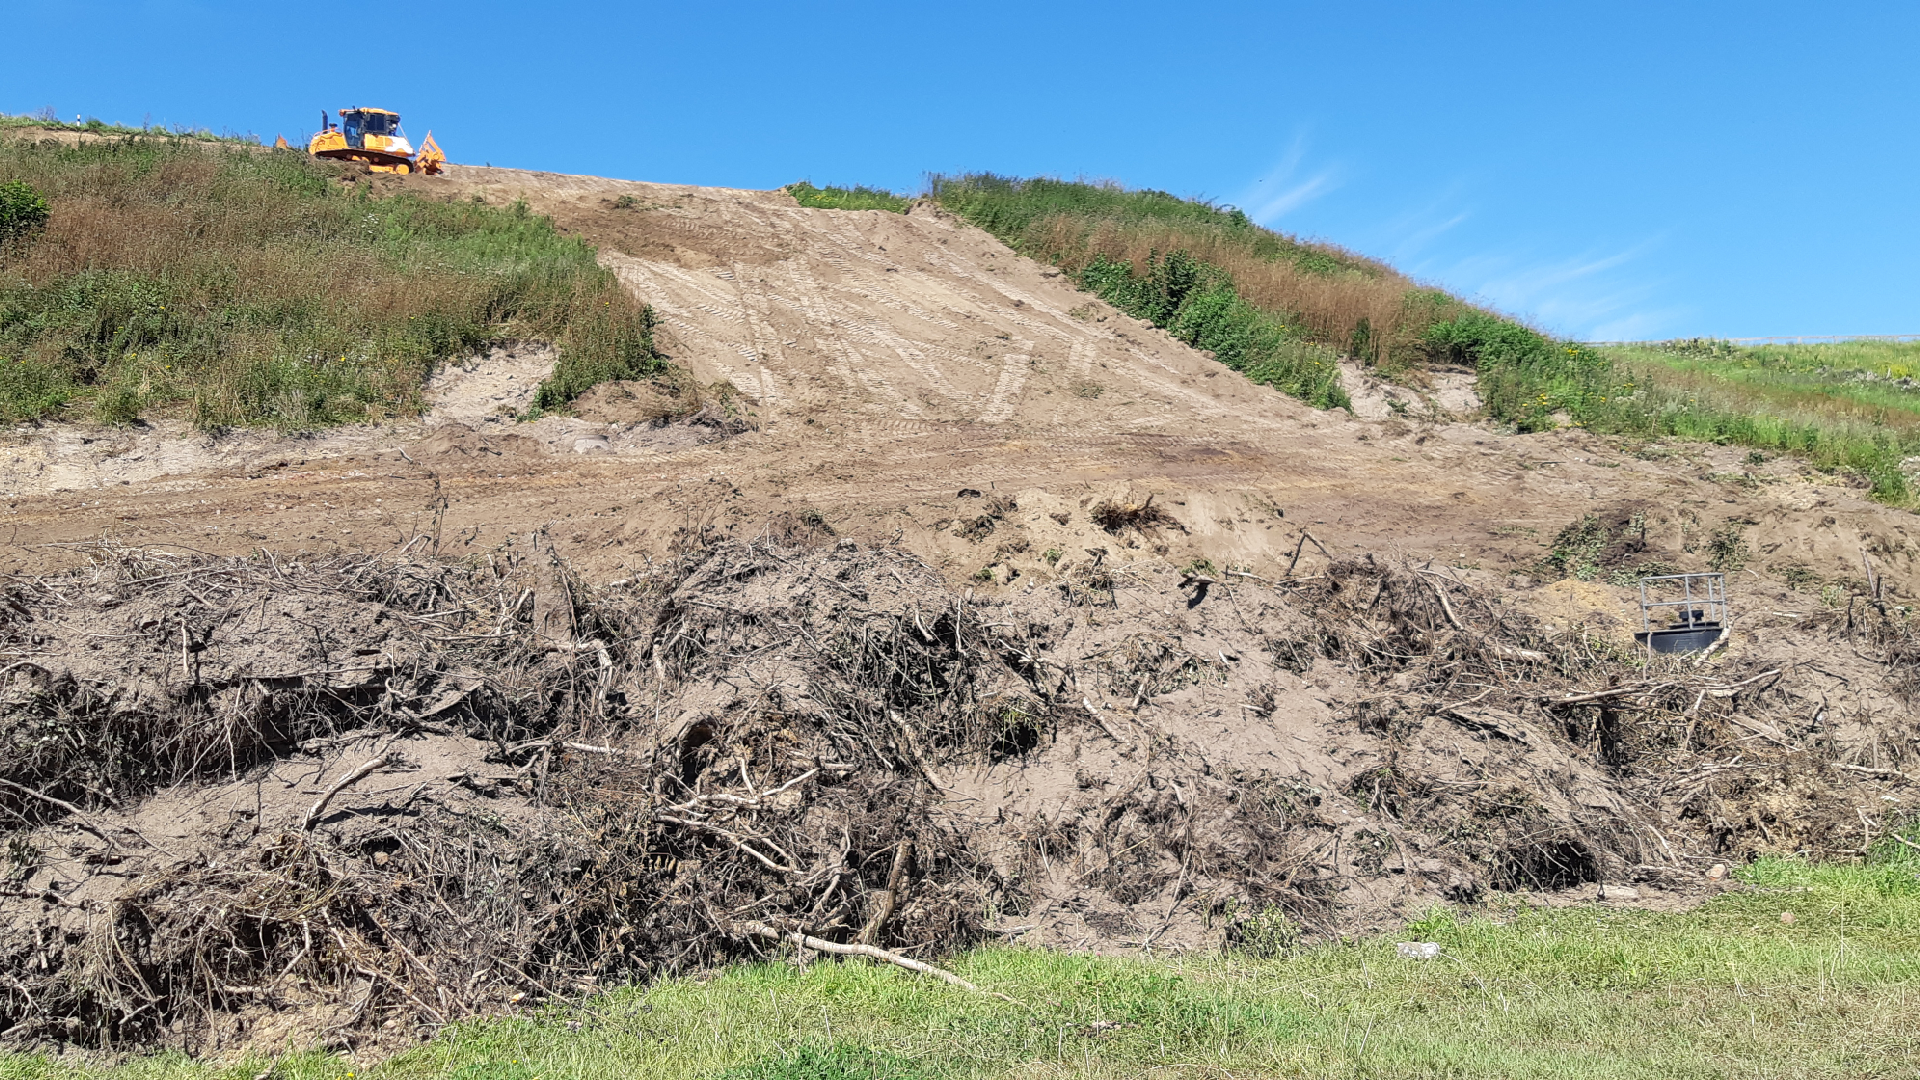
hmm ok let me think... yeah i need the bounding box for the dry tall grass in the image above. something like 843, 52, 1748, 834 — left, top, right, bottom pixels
1024, 215, 1447, 369
929, 176, 1474, 380
0, 132, 657, 427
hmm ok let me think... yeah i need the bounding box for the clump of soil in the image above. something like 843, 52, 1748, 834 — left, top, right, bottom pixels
569, 373, 750, 431
1089, 493, 1181, 535
1, 539, 1913, 1054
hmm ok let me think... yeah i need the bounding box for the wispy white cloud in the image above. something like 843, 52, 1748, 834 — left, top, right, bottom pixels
1340, 181, 1477, 266
1235, 137, 1340, 226
1232, 145, 1683, 340
1434, 238, 1686, 341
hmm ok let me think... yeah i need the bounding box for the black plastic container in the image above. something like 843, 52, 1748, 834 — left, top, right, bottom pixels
1635, 624, 1723, 653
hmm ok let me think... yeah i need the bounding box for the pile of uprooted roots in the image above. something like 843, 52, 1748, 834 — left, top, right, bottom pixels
1285, 554, 1919, 888
0, 537, 1052, 1049
0, 538, 1912, 1051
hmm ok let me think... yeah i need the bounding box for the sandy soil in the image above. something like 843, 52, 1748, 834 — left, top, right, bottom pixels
4, 164, 1915, 608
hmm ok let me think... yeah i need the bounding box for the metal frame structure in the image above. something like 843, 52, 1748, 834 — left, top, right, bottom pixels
1636, 572, 1729, 634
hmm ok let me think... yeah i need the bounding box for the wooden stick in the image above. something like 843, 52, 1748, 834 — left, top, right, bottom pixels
652, 814, 799, 873
1284, 530, 1330, 578
1692, 627, 1732, 667
859, 839, 912, 945
1833, 762, 1916, 782
301, 754, 393, 830
1414, 570, 1465, 630
1703, 669, 1783, 697
1541, 684, 1650, 707
888, 711, 949, 790
740, 921, 1021, 1004
1083, 697, 1134, 746
0, 777, 119, 848
1436, 687, 1495, 713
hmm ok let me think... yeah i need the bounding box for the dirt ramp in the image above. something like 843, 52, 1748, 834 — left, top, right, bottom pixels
435, 167, 1311, 441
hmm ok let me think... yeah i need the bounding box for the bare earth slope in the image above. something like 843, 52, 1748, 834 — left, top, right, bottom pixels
5, 164, 1914, 595
3, 164, 1919, 1052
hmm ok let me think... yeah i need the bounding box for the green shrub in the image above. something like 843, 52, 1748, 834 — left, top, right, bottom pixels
1542, 514, 1609, 580
1429, 315, 1920, 503
1425, 313, 1613, 433
786, 181, 912, 214
0, 178, 50, 244
1079, 251, 1348, 409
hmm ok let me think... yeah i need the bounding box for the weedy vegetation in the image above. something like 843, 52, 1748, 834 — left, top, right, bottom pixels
0, 109, 254, 143
0, 130, 662, 428
1431, 322, 1920, 503
786, 181, 913, 214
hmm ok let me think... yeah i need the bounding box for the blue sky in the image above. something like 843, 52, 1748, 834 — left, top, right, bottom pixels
7, 1, 1915, 340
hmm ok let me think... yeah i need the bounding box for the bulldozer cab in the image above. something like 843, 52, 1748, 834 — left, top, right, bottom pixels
341, 109, 399, 149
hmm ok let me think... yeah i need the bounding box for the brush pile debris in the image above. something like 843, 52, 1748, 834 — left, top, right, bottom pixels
0, 539, 1912, 1051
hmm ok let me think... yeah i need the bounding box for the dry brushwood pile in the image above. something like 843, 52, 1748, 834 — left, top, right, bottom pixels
1, 538, 1915, 1051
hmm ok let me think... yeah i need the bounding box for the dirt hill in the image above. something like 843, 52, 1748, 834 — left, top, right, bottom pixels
2, 163, 1916, 1053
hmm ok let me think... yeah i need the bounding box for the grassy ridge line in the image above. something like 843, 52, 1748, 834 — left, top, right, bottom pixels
10, 855, 1918, 1078
0, 112, 260, 146
0, 133, 662, 429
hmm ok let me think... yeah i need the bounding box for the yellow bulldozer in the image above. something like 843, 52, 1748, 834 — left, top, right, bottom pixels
304, 107, 445, 175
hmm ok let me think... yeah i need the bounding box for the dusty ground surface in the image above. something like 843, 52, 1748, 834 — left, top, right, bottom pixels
7, 164, 1915, 597
3, 161, 1918, 1055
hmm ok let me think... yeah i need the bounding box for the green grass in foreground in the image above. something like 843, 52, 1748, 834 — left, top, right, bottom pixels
11, 857, 1919, 1079
0, 133, 661, 428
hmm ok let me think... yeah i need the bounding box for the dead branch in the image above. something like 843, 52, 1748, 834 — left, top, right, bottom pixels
1833, 763, 1916, 782
740, 921, 1021, 1004
301, 754, 394, 830
1704, 669, 1783, 697
859, 839, 912, 945
1283, 529, 1330, 578
1541, 683, 1652, 707
652, 814, 800, 874
1414, 569, 1464, 630
0, 778, 123, 849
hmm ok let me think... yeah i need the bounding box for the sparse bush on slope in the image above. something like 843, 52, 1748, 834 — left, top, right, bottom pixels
0, 179, 49, 245
786, 180, 912, 214
0, 132, 662, 428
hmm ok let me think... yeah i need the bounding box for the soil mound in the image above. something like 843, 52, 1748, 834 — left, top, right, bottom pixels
2, 537, 1911, 1052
